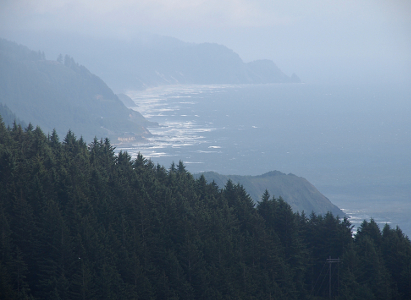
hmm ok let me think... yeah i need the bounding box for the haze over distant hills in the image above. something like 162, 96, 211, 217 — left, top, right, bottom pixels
0, 33, 301, 141
3, 33, 300, 92
0, 38, 154, 142
195, 171, 343, 216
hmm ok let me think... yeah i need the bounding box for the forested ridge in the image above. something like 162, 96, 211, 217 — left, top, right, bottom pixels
0, 119, 410, 300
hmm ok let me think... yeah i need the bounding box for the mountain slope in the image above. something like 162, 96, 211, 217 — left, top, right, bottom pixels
0, 38, 154, 142
195, 170, 344, 216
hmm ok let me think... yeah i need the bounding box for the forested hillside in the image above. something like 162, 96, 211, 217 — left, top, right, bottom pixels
0, 38, 154, 142
195, 171, 343, 216
1, 120, 410, 299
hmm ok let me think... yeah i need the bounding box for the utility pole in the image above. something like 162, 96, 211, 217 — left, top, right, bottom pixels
326, 256, 341, 299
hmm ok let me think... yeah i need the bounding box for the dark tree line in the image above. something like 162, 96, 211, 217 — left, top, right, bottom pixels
0, 118, 410, 299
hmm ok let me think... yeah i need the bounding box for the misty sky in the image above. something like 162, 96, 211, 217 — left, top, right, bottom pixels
1, 0, 410, 83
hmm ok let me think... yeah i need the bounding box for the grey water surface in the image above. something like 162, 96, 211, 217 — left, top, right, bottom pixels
118, 83, 411, 236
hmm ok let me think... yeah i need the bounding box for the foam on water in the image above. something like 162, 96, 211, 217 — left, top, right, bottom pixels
117, 83, 411, 237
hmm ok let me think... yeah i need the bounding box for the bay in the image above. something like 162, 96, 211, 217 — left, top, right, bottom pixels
119, 83, 411, 236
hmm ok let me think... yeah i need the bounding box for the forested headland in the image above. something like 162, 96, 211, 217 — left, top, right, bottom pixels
194, 171, 343, 216
0, 119, 410, 299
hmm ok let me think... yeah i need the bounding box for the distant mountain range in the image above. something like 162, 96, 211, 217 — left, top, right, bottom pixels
0, 38, 154, 142
194, 171, 344, 216
3, 33, 300, 91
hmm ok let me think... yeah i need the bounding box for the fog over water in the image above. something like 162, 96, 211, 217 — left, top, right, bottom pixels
118, 83, 411, 235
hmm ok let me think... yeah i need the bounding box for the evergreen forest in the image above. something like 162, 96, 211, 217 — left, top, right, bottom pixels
0, 119, 410, 300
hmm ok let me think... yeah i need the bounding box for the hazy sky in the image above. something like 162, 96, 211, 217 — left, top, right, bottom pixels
1, 0, 410, 83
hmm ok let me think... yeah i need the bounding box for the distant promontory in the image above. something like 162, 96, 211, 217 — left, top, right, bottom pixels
88, 40, 302, 91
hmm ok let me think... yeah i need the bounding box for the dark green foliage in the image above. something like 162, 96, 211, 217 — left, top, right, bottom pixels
0, 120, 410, 299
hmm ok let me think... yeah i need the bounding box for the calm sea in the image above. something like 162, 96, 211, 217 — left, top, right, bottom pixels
118, 83, 411, 236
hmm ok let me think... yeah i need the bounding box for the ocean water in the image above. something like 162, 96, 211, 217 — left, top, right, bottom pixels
118, 83, 411, 236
